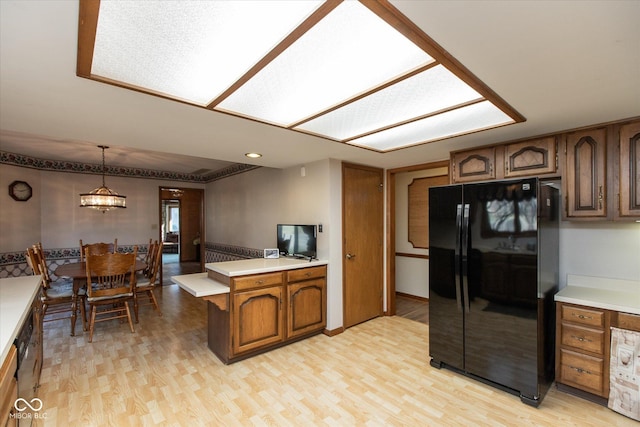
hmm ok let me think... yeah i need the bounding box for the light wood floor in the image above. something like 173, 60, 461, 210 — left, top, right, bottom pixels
34, 285, 636, 426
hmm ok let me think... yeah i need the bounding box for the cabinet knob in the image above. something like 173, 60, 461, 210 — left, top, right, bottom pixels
571, 335, 592, 343
572, 313, 593, 320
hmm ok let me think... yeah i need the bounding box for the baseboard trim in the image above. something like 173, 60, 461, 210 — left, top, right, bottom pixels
396, 292, 429, 303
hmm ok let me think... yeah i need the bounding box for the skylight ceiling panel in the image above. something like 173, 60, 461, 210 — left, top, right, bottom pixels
295, 65, 483, 140
349, 101, 515, 151
216, 1, 434, 126
91, 1, 323, 105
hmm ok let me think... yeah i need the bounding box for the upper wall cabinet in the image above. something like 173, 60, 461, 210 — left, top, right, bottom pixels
450, 137, 558, 183
563, 127, 608, 219
504, 137, 557, 178
451, 147, 496, 183
448, 116, 639, 220
617, 120, 640, 218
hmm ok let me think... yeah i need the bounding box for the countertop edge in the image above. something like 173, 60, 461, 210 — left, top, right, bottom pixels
205, 259, 328, 277
0, 275, 42, 366
555, 286, 640, 315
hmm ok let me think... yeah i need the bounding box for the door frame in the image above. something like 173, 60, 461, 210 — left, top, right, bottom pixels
385, 160, 449, 316
158, 186, 205, 284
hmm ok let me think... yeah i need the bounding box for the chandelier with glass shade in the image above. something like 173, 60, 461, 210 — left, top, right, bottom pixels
79, 145, 126, 212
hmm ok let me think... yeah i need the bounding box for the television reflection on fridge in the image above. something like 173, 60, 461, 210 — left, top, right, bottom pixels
277, 224, 317, 259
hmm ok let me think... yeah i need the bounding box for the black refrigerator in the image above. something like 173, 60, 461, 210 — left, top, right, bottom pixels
428, 177, 558, 407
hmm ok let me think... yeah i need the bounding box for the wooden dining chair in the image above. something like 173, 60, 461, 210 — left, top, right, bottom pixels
143, 239, 158, 276
27, 245, 87, 336
84, 246, 137, 342
134, 242, 163, 322
79, 238, 118, 262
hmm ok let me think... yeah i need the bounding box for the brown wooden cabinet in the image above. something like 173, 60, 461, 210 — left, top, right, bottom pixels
556, 302, 609, 398
0, 346, 17, 427
232, 285, 284, 355
447, 117, 640, 220
617, 120, 640, 218
504, 136, 557, 178
451, 147, 496, 183
287, 266, 327, 339
451, 137, 558, 183
556, 301, 640, 404
564, 127, 607, 218
207, 265, 327, 364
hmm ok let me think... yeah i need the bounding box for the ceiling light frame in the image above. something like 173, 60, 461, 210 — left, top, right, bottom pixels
77, 0, 524, 153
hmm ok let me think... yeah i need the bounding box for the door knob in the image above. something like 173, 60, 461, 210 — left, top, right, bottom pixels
346, 253, 356, 259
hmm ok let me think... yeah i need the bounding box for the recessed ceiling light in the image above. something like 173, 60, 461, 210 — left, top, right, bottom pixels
245, 152, 262, 159
78, 0, 524, 152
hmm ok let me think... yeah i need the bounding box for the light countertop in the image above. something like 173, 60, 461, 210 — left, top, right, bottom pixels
173, 258, 328, 298
0, 275, 42, 364
205, 258, 328, 277
172, 273, 230, 297
555, 274, 640, 315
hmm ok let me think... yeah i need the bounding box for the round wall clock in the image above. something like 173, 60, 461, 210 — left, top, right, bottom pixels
9, 180, 33, 202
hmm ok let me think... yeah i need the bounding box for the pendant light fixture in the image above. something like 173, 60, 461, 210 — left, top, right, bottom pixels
79, 145, 126, 212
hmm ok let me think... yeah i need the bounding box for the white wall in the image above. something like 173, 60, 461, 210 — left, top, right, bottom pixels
559, 221, 640, 286
0, 163, 205, 251
206, 159, 344, 330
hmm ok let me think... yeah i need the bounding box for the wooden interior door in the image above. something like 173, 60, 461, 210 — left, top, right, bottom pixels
342, 163, 383, 328
159, 187, 204, 263
179, 189, 203, 262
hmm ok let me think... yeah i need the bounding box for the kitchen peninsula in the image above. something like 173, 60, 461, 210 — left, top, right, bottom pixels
173, 258, 328, 364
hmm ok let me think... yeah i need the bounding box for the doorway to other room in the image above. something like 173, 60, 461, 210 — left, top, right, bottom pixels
159, 187, 204, 285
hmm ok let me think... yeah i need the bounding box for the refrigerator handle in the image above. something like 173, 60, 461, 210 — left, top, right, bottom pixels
461, 204, 470, 313
455, 204, 463, 312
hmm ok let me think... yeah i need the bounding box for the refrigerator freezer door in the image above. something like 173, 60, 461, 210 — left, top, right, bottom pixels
429, 185, 464, 370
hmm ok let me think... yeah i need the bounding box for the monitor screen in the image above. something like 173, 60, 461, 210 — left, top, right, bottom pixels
277, 224, 317, 258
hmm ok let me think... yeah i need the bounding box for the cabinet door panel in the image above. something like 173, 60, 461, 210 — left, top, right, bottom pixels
565, 128, 607, 218
232, 286, 283, 355
288, 279, 326, 339
619, 120, 640, 217
505, 137, 557, 177
451, 147, 496, 183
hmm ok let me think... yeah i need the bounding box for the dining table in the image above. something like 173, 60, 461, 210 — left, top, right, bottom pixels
54, 259, 147, 335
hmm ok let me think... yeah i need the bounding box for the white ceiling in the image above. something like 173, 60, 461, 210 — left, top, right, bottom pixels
1, 1, 639, 173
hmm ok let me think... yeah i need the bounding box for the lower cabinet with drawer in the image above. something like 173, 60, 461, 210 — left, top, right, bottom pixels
556, 302, 640, 405
208, 265, 327, 364
0, 346, 18, 427
556, 302, 610, 401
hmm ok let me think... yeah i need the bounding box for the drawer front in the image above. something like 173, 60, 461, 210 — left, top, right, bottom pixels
561, 305, 604, 328
618, 312, 640, 332
560, 349, 604, 395
287, 266, 327, 282
233, 272, 283, 291
561, 323, 604, 354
